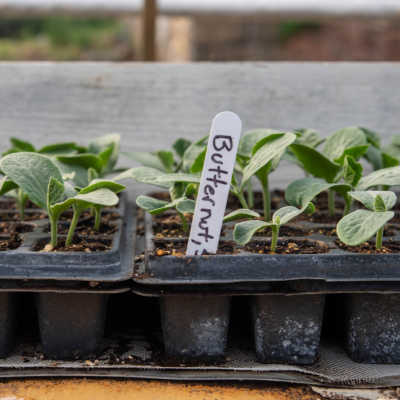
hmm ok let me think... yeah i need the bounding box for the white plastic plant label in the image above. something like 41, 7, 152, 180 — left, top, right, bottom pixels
186, 111, 242, 255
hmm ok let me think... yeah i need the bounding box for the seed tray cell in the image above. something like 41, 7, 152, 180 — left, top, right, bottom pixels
133, 210, 400, 292
0, 193, 135, 282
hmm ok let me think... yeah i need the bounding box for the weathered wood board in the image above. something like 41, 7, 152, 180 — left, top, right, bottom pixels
0, 62, 398, 188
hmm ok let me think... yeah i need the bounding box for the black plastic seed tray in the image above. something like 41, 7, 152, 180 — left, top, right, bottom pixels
133, 208, 400, 294
0, 193, 135, 282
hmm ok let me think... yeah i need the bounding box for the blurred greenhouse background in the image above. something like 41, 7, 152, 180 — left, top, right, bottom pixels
0, 0, 399, 61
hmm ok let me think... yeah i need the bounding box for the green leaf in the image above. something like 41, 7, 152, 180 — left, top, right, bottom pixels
47, 177, 64, 209
343, 156, 363, 187
136, 195, 172, 215
335, 145, 370, 165
382, 152, 399, 168
74, 188, 119, 207
122, 151, 165, 171
223, 209, 260, 223
337, 209, 394, 246
55, 160, 90, 188
360, 127, 381, 148
78, 179, 125, 194
241, 132, 296, 188
57, 154, 103, 173
10, 137, 35, 152
88, 134, 120, 171
364, 146, 383, 170
176, 198, 195, 214
114, 167, 200, 188
285, 177, 350, 208
38, 142, 78, 155
323, 127, 367, 162
173, 138, 192, 158
290, 144, 341, 183
98, 145, 115, 173
294, 128, 324, 148
233, 220, 271, 246
157, 150, 175, 172
190, 148, 206, 174
357, 166, 400, 190
272, 205, 307, 225
350, 191, 397, 211
181, 136, 207, 172
88, 167, 99, 182
238, 129, 278, 157
0, 152, 63, 209
0, 177, 18, 196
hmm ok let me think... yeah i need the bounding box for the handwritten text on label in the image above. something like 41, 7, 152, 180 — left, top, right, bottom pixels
186, 111, 242, 255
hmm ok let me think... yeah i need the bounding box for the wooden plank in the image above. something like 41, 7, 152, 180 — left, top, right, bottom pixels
0, 62, 398, 188
142, 0, 157, 61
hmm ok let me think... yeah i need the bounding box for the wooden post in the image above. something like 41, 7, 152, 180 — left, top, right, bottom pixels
142, 0, 157, 61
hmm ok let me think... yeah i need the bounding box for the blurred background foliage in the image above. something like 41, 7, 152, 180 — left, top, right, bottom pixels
0, 14, 399, 61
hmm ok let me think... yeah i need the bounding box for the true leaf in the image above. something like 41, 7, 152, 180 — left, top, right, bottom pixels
10, 137, 35, 152
337, 209, 394, 246
241, 132, 296, 188
0, 177, 18, 196
272, 205, 309, 225
47, 177, 64, 209
285, 178, 350, 208
57, 154, 103, 173
173, 138, 191, 158
290, 144, 341, 183
294, 128, 324, 148
122, 151, 166, 171
157, 150, 175, 172
238, 129, 278, 158
343, 156, 363, 187
350, 191, 397, 211
38, 142, 78, 155
335, 145, 369, 165
323, 127, 367, 162
88, 134, 120, 171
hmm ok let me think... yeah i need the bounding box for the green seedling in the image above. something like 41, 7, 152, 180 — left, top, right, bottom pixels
290, 126, 371, 215
224, 203, 314, 252
337, 191, 396, 250
234, 130, 296, 220
0, 152, 125, 249
123, 137, 194, 173
286, 165, 400, 216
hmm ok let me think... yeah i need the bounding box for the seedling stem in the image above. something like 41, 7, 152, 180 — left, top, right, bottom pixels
376, 227, 384, 249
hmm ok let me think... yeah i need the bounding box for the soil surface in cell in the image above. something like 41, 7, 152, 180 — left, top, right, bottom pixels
255, 225, 308, 237
152, 240, 237, 256
336, 240, 400, 254
0, 234, 22, 250
0, 199, 40, 210
245, 239, 329, 254
0, 212, 46, 221
0, 222, 34, 234
33, 237, 112, 252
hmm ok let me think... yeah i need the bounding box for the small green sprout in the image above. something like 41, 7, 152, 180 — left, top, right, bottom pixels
337, 191, 396, 250
225, 203, 314, 253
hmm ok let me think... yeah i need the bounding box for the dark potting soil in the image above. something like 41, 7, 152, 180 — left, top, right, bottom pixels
255, 225, 308, 237
152, 213, 193, 238
336, 240, 400, 254
245, 239, 329, 254
0, 211, 47, 221
152, 240, 237, 256
0, 222, 35, 234
0, 199, 40, 210
32, 237, 112, 252
0, 234, 22, 251
43, 215, 119, 236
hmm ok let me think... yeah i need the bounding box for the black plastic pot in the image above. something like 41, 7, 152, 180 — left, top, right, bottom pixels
252, 294, 325, 364
345, 293, 400, 364
37, 293, 108, 359
160, 295, 230, 361
0, 293, 17, 357
0, 193, 134, 359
